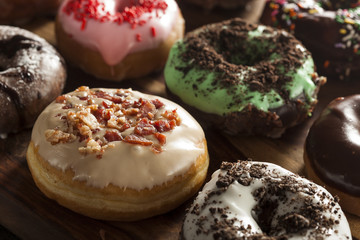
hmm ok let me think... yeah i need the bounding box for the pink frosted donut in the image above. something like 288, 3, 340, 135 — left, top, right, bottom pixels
55, 0, 184, 81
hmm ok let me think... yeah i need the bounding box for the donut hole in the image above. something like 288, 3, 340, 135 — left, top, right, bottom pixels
251, 185, 331, 236
223, 44, 276, 67
216, 29, 277, 67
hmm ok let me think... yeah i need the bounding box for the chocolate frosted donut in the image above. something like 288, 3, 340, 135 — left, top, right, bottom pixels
164, 18, 326, 138
261, 0, 360, 79
182, 161, 352, 239
181, 0, 248, 10
305, 95, 360, 217
0, 0, 63, 24
0, 26, 66, 136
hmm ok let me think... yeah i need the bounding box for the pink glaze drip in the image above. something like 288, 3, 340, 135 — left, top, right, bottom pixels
58, 0, 180, 65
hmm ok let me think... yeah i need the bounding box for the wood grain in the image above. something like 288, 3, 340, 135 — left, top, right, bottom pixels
0, 3, 359, 239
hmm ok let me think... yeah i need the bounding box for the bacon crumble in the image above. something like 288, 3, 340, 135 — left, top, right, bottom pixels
47, 87, 181, 157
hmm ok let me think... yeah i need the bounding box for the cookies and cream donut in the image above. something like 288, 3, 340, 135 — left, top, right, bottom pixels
0, 26, 66, 136
261, 0, 360, 79
26, 86, 209, 221
164, 18, 326, 138
305, 95, 360, 218
55, 0, 184, 81
182, 161, 352, 239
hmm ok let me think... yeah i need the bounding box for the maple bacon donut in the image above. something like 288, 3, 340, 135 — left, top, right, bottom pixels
165, 18, 326, 138
182, 161, 352, 239
26, 86, 208, 221
55, 0, 184, 81
0, 0, 63, 24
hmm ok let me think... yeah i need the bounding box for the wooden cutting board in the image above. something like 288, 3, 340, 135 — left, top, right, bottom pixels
0, 2, 359, 239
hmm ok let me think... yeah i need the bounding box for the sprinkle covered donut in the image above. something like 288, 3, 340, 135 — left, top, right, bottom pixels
261, 0, 360, 79
164, 18, 326, 138
56, 0, 184, 81
182, 161, 352, 239
305, 95, 360, 219
0, 26, 66, 136
26, 86, 209, 221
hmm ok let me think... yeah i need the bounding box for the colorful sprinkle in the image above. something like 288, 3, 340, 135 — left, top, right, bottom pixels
323, 60, 330, 68
344, 18, 355, 24
151, 26, 156, 37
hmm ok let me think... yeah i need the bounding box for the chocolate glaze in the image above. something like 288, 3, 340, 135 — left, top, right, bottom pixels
0, 26, 66, 135
0, 35, 41, 58
167, 87, 319, 138
305, 95, 360, 196
0, 80, 26, 127
0, 35, 40, 129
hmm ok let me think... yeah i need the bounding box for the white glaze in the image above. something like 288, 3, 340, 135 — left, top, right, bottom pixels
57, 0, 180, 65
31, 87, 205, 190
182, 161, 352, 240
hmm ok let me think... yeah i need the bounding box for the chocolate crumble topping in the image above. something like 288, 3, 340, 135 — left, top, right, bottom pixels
181, 18, 309, 99
181, 161, 350, 239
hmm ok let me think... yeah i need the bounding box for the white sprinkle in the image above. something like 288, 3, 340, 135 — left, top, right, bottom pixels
342, 34, 353, 42
345, 68, 351, 76
346, 24, 353, 30
347, 40, 352, 47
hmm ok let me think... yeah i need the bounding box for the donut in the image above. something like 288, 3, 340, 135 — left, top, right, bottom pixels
164, 18, 326, 138
55, 0, 184, 81
261, 0, 360, 79
26, 86, 209, 221
176, 0, 259, 31
182, 160, 352, 239
0, 0, 63, 24
304, 95, 360, 218
0, 26, 66, 137
182, 0, 248, 10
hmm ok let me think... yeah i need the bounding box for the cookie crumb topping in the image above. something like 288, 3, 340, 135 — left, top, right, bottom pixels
182, 161, 350, 239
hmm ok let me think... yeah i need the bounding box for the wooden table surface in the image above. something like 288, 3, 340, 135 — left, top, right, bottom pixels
0, 2, 360, 239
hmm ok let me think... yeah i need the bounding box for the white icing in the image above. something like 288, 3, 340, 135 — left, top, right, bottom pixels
182, 161, 352, 240
31, 88, 206, 190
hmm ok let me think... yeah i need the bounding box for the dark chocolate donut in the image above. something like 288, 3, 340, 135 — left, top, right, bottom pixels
0, 26, 66, 136
261, 0, 360, 79
164, 18, 326, 138
0, 0, 63, 24
305, 95, 360, 217
177, 0, 260, 31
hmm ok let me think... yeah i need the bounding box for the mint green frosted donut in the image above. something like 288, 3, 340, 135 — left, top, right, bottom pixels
164, 18, 326, 138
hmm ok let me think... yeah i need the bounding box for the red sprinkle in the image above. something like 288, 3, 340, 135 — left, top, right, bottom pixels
63, 0, 168, 31
136, 33, 142, 42
151, 26, 156, 37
